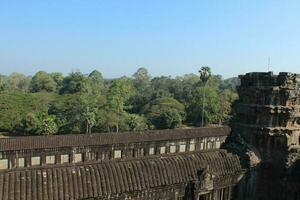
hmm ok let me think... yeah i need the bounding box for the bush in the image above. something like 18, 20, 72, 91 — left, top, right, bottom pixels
13, 111, 58, 135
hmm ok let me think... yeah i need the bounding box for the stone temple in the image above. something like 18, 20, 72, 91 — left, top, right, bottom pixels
0, 72, 299, 200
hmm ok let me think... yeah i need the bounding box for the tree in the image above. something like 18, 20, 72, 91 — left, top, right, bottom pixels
49, 92, 105, 134
126, 114, 149, 131
30, 71, 57, 92
39, 113, 58, 135
199, 66, 211, 84
218, 89, 238, 124
128, 68, 152, 114
0, 68, 240, 134
142, 97, 185, 129
8, 72, 31, 92
50, 72, 64, 92
0, 75, 8, 92
89, 70, 104, 84
88, 70, 104, 94
83, 107, 96, 134
0, 91, 56, 132
80, 92, 104, 134
105, 79, 133, 132
151, 76, 174, 98
13, 111, 58, 135
13, 112, 40, 134
60, 71, 90, 94
187, 86, 220, 125
133, 67, 151, 82
157, 108, 182, 129
49, 94, 83, 133
170, 74, 199, 102
199, 66, 212, 126
219, 77, 240, 91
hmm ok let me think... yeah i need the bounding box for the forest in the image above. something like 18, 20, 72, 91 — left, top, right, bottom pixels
0, 67, 239, 135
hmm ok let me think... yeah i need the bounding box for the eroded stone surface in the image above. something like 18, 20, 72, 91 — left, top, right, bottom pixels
228, 72, 300, 200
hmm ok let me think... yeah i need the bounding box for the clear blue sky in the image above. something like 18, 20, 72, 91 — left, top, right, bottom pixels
1, 0, 300, 78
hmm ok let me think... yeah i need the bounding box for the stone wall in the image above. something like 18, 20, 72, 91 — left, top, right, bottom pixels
227, 72, 300, 200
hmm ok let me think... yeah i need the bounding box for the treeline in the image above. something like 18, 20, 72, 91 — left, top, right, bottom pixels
0, 67, 239, 135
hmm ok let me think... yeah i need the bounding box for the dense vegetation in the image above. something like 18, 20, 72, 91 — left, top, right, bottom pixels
0, 68, 239, 135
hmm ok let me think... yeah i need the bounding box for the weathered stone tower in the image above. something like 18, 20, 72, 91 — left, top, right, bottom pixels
228, 72, 300, 200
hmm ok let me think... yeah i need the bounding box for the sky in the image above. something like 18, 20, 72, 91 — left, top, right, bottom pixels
1, 0, 300, 78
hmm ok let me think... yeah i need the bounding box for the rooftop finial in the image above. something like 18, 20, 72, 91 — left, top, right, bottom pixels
267, 56, 271, 71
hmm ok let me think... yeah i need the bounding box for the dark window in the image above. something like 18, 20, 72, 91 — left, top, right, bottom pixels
296, 118, 300, 125
199, 193, 211, 200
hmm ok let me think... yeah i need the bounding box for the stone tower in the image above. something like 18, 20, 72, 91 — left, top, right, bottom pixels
228, 72, 300, 200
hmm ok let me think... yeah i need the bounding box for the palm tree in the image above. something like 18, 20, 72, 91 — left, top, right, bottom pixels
199, 66, 211, 127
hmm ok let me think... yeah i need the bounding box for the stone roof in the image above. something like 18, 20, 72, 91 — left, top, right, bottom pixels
0, 150, 242, 200
0, 127, 229, 151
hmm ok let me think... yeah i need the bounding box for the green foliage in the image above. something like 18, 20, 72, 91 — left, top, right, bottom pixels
155, 108, 182, 129
220, 77, 240, 91
219, 89, 238, 124
8, 72, 31, 92
89, 70, 104, 84
13, 111, 58, 135
187, 86, 221, 125
49, 94, 83, 133
60, 72, 90, 94
88, 70, 104, 94
143, 97, 185, 115
126, 114, 149, 131
171, 74, 199, 102
50, 72, 64, 91
83, 108, 96, 134
40, 113, 58, 135
49, 92, 106, 134
0, 75, 8, 92
0, 68, 239, 135
80, 92, 105, 134
133, 67, 151, 82
104, 78, 134, 132
0, 91, 56, 132
129, 68, 152, 113
151, 76, 174, 98
143, 97, 185, 129
30, 71, 57, 92
13, 113, 40, 134
199, 66, 211, 84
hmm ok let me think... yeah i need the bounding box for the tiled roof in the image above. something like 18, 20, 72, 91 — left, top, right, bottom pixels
0, 127, 229, 151
0, 150, 241, 200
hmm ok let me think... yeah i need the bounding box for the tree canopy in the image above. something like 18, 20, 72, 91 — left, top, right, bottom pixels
0, 67, 239, 135
30, 71, 57, 92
